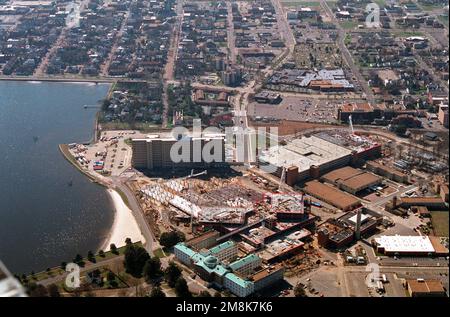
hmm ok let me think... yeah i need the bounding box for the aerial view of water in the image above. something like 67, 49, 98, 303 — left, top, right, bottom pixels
0, 81, 114, 275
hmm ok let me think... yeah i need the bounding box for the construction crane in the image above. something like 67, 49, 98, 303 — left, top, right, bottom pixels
278, 166, 287, 192
349, 114, 355, 135
181, 169, 207, 180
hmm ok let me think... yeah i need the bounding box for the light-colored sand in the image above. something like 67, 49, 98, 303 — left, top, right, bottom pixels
101, 189, 146, 251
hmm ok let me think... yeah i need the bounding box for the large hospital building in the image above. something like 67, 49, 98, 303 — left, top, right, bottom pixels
132, 133, 226, 170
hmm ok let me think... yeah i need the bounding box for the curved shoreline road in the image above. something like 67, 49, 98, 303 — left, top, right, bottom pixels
112, 179, 158, 256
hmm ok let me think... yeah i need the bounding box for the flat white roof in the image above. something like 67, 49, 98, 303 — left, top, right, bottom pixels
259, 136, 352, 172
375, 235, 435, 253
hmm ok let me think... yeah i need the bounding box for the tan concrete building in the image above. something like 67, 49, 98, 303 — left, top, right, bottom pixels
438, 104, 449, 128
321, 166, 382, 195
406, 279, 447, 297
366, 161, 409, 183
303, 181, 361, 211
132, 134, 226, 169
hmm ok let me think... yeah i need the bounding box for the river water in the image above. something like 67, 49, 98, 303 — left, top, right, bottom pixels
0, 81, 114, 275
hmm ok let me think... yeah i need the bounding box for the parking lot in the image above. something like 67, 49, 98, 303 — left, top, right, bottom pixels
69, 130, 145, 177
249, 95, 341, 123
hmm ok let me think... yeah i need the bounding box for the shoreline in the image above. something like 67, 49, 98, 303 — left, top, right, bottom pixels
0, 76, 148, 84
0, 76, 116, 83
59, 145, 145, 251
101, 189, 146, 251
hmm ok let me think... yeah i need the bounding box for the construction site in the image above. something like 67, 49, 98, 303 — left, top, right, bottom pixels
117, 118, 448, 297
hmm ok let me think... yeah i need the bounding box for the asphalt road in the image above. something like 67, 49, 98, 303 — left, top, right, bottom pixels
320, 0, 376, 105
114, 180, 158, 255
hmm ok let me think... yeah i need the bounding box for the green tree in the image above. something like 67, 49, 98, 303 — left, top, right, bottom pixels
222, 289, 232, 297
164, 262, 182, 288
149, 286, 166, 298
101, 99, 111, 111
214, 291, 222, 297
98, 250, 105, 258
48, 284, 61, 297
294, 284, 307, 297
123, 245, 150, 277
159, 231, 186, 248
198, 290, 211, 297
143, 257, 162, 282
26, 282, 48, 297
174, 277, 191, 297
87, 250, 96, 263
110, 243, 118, 254
73, 254, 83, 264
107, 271, 116, 282
125, 237, 132, 245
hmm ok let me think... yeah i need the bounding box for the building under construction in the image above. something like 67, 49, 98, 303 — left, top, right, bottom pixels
140, 178, 260, 227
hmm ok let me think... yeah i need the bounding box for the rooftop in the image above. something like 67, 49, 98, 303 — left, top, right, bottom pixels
401, 197, 444, 204
229, 254, 260, 271
375, 235, 436, 253
259, 136, 352, 172
322, 166, 381, 191
304, 181, 361, 210
407, 279, 445, 294
209, 241, 235, 255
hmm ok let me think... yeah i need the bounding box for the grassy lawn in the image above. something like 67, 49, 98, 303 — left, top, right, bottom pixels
393, 30, 424, 37
438, 15, 449, 27
23, 242, 143, 280
373, 0, 386, 7
99, 121, 163, 131
344, 34, 352, 45
326, 0, 338, 9
26, 267, 65, 282
282, 0, 321, 7
340, 20, 359, 30
431, 211, 449, 237
419, 3, 445, 11
61, 268, 129, 294
153, 248, 167, 258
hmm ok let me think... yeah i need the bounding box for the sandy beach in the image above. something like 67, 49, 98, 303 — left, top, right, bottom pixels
101, 189, 146, 251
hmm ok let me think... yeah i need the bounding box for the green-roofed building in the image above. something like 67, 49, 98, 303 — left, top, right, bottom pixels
228, 254, 262, 277
174, 243, 198, 266
173, 241, 284, 297
223, 273, 255, 297
209, 240, 238, 262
